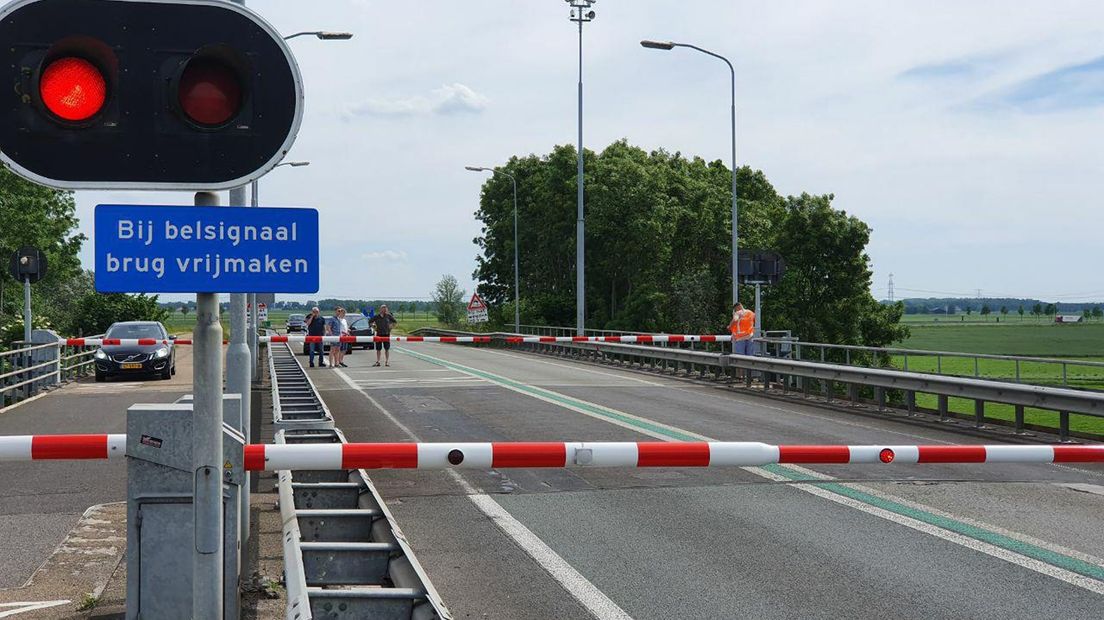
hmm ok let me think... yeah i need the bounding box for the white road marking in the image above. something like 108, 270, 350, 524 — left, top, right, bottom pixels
333, 367, 634, 620
0, 601, 70, 618
401, 347, 1104, 595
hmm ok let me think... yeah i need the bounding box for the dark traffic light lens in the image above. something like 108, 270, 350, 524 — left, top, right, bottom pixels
39, 56, 106, 122
177, 58, 242, 127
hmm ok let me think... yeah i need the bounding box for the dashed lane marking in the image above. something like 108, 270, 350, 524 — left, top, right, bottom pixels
398, 346, 1104, 595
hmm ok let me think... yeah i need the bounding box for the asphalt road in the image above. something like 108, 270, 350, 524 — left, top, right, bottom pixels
0, 348, 192, 590
309, 343, 1104, 620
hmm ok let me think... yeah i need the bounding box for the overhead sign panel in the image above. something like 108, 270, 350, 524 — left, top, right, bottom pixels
0, 0, 303, 190
94, 204, 319, 293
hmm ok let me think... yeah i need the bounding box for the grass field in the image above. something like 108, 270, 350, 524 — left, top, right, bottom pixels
892, 321, 1104, 435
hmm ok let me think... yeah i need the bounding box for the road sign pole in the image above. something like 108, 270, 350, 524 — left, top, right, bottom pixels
227, 186, 251, 547
248, 180, 259, 381
192, 191, 224, 620
22, 276, 31, 343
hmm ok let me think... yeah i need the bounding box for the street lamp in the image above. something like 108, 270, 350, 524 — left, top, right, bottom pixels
568, 0, 595, 336
284, 31, 354, 40
641, 39, 739, 308
467, 166, 520, 333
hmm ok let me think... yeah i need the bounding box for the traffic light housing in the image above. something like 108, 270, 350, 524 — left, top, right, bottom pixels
0, 0, 303, 190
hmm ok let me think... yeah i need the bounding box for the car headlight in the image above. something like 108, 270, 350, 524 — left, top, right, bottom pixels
94, 349, 107, 360
154, 347, 169, 359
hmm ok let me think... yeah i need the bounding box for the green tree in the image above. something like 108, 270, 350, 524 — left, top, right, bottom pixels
1032, 303, 1043, 317
69, 291, 168, 336
180, 306, 189, 316
471, 141, 905, 347
1045, 303, 1057, 316
1093, 306, 1103, 319
980, 304, 991, 316
1000, 306, 1008, 316
0, 167, 85, 318
433, 275, 465, 326
1018, 305, 1025, 319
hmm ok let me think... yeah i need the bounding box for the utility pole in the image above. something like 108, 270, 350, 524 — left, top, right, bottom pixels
227, 0, 252, 548
568, 1, 595, 336
192, 191, 224, 620
888, 273, 894, 303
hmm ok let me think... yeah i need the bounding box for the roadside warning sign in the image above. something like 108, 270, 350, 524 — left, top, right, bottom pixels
467, 293, 489, 323
258, 302, 268, 322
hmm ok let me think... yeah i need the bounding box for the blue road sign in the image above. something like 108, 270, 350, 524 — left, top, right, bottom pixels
95, 204, 319, 293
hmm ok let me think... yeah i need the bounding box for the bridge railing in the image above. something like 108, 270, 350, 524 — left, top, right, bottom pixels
515, 324, 1099, 392
415, 328, 1104, 441
0, 336, 102, 407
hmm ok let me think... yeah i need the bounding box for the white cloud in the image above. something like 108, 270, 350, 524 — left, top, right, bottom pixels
342, 83, 489, 119
361, 250, 409, 262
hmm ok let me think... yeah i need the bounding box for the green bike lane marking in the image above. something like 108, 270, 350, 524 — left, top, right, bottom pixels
397, 346, 1104, 586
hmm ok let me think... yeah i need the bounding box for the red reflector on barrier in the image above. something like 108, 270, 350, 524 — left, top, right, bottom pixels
637, 442, 710, 467
879, 448, 895, 463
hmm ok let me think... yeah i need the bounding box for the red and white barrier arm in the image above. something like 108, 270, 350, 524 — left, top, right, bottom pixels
7, 437, 1101, 468
0, 434, 126, 462
242, 441, 1104, 471
63, 338, 189, 346
263, 335, 495, 344
259, 334, 732, 344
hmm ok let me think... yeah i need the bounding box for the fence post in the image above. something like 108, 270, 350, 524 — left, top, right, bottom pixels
906, 390, 915, 415
938, 394, 948, 422
1059, 411, 1070, 442
877, 387, 886, 411
1014, 405, 1026, 433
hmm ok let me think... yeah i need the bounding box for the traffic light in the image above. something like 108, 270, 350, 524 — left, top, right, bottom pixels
0, 0, 303, 190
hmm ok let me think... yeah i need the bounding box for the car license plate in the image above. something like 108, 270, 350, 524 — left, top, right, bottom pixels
121, 362, 143, 369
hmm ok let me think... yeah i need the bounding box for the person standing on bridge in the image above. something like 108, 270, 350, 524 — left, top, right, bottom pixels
370, 304, 397, 367
305, 306, 327, 368
729, 302, 756, 356
327, 307, 349, 368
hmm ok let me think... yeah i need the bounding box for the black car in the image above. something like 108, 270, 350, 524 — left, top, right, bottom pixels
347, 316, 375, 352
286, 313, 306, 333
94, 321, 176, 382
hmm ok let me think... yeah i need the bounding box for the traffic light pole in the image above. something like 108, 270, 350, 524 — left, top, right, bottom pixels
193, 190, 224, 620
22, 276, 30, 343
249, 180, 259, 381
227, 186, 251, 546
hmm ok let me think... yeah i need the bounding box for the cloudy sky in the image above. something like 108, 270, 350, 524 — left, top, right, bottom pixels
72, 0, 1104, 303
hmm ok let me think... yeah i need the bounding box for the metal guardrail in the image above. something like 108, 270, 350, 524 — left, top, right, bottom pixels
0, 336, 102, 407
517, 324, 1100, 391
269, 342, 334, 430
267, 341, 448, 620
418, 328, 1104, 442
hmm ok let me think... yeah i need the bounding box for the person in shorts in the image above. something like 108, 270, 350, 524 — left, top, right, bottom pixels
370, 304, 397, 367
326, 307, 348, 368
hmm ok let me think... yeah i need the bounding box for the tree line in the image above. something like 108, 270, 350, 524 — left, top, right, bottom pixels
468, 140, 907, 346
0, 168, 166, 341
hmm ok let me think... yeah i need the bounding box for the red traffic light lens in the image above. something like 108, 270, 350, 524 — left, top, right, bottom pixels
178, 58, 242, 127
39, 57, 107, 122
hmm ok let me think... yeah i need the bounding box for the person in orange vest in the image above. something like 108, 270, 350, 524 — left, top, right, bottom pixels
728, 302, 756, 355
